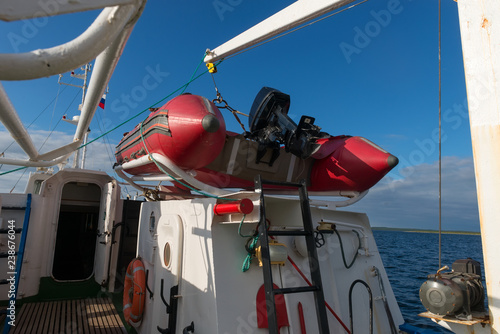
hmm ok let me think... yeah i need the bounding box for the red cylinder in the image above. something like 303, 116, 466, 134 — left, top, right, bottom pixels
214, 198, 254, 216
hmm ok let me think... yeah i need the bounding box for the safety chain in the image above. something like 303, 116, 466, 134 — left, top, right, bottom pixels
208, 64, 248, 132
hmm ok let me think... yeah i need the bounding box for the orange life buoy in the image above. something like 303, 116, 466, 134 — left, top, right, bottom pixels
123, 258, 146, 327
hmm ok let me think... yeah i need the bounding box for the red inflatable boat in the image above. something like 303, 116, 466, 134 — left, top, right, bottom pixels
115, 89, 398, 194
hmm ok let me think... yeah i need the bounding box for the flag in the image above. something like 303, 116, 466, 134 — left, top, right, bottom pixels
99, 94, 106, 109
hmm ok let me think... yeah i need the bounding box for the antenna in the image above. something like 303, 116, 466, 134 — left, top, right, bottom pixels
59, 64, 108, 169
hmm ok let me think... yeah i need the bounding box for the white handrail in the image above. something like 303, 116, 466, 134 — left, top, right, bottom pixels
0, 155, 69, 168
115, 153, 233, 196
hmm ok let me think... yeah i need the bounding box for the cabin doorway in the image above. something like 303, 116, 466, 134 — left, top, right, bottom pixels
52, 182, 101, 281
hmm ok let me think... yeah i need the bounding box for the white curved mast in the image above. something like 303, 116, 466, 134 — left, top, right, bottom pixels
0, 0, 145, 168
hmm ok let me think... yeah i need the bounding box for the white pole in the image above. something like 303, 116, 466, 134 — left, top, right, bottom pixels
80, 64, 90, 170
457, 1, 500, 332
0, 83, 39, 160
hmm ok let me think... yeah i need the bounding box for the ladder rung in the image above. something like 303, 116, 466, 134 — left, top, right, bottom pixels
274, 286, 319, 295
255, 175, 330, 333
0, 252, 17, 258
1, 207, 27, 211
0, 228, 23, 234
260, 179, 303, 188
267, 230, 310, 236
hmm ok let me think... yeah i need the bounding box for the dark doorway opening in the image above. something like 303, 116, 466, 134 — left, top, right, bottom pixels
52, 182, 101, 281
115, 199, 142, 291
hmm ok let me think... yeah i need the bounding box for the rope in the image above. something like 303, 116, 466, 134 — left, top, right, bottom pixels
3, 83, 82, 187
9, 167, 28, 193
39, 89, 81, 151
49, 81, 62, 133
287, 255, 351, 333
0, 58, 222, 179
242, 234, 259, 272
179, 52, 207, 95
334, 229, 361, 269
0, 166, 27, 177
238, 214, 260, 272
80, 60, 222, 150
438, 0, 442, 269
0, 76, 74, 171
238, 214, 252, 237
95, 111, 117, 171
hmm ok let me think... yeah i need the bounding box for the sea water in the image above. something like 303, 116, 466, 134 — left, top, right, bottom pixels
373, 230, 485, 333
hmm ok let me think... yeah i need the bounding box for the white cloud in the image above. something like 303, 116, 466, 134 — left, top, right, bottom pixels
0, 129, 119, 193
345, 156, 480, 232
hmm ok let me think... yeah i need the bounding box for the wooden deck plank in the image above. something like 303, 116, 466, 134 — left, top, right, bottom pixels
91, 298, 107, 334
65, 298, 75, 334
109, 299, 127, 334
11, 302, 31, 334
97, 298, 112, 334
70, 299, 78, 334
8, 298, 126, 334
44, 301, 54, 332
94, 297, 105, 333
79, 299, 91, 334
104, 297, 123, 334
30, 301, 44, 334
13, 302, 30, 333
75, 299, 84, 334
35, 301, 49, 333
52, 301, 61, 334
23, 301, 41, 334
41, 301, 54, 333
98, 298, 117, 334
86, 298, 100, 333
99, 298, 121, 333
61, 300, 67, 334
87, 298, 100, 333
7, 304, 20, 333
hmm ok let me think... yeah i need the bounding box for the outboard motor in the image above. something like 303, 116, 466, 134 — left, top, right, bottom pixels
247, 87, 325, 164
419, 259, 485, 320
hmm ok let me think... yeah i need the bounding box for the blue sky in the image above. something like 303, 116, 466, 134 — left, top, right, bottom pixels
0, 0, 479, 231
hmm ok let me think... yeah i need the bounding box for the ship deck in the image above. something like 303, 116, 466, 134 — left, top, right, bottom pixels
7, 298, 127, 334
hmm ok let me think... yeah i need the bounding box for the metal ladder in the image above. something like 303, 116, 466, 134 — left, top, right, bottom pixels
255, 176, 330, 333
1, 194, 32, 334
